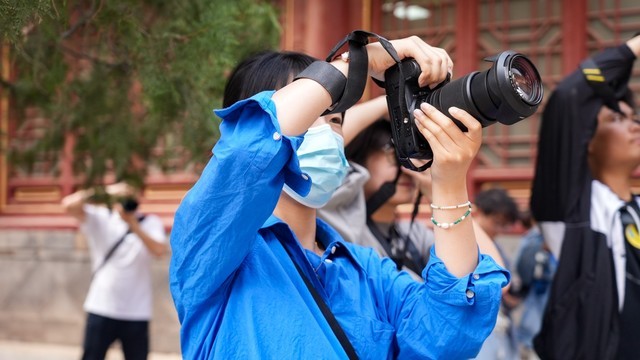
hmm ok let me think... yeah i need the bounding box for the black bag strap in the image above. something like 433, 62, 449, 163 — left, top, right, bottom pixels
366, 166, 401, 218
92, 215, 146, 276
366, 217, 396, 263
366, 181, 427, 274
280, 241, 359, 359
366, 216, 425, 275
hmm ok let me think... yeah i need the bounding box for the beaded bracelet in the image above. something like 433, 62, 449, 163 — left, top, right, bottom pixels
430, 200, 472, 210
431, 207, 472, 229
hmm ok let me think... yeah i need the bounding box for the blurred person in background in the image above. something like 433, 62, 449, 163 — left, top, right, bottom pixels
531, 34, 640, 359
62, 182, 167, 360
472, 187, 520, 360
319, 106, 506, 279
510, 211, 556, 359
318, 110, 436, 278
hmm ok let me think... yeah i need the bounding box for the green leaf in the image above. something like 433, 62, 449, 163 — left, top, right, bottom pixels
6, 0, 280, 186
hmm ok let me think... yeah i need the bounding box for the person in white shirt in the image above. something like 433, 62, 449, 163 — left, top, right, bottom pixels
62, 182, 167, 360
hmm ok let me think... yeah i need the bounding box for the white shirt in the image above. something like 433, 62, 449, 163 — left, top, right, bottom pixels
540, 180, 634, 310
80, 204, 166, 320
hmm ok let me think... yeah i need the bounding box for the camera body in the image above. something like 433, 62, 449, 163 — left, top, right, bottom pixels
384, 51, 543, 166
120, 197, 139, 213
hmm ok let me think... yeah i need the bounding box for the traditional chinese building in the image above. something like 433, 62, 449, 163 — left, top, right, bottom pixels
2, 0, 640, 230
0, 0, 639, 352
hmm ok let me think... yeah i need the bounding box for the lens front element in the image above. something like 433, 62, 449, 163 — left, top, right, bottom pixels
510, 56, 543, 106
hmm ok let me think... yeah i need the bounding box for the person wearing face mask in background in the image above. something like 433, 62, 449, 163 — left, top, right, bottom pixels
319, 99, 506, 280
169, 33, 509, 360
317, 98, 434, 278
61, 182, 168, 360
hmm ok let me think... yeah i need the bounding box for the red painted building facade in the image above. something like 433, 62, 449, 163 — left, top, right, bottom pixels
1, 0, 640, 229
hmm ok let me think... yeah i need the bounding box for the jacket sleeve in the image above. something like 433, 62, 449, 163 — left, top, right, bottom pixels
169, 91, 307, 324
530, 44, 636, 224
359, 245, 510, 359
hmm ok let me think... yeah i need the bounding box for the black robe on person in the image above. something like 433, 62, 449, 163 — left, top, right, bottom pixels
530, 43, 636, 360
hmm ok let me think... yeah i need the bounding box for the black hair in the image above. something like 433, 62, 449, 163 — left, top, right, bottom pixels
474, 188, 519, 224
518, 209, 534, 229
346, 119, 393, 166
223, 51, 317, 108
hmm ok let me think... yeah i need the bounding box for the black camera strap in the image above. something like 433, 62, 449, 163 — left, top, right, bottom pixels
366, 166, 401, 218
366, 167, 427, 274
278, 238, 359, 360
92, 214, 146, 277
295, 30, 391, 115
325, 31, 398, 113
302, 30, 430, 171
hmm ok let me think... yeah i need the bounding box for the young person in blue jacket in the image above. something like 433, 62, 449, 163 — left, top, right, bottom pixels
169, 36, 509, 359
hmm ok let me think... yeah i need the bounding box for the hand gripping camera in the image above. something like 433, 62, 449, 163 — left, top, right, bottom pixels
383, 51, 544, 170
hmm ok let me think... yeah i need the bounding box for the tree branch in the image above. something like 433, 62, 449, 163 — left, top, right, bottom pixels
57, 43, 130, 72
60, 0, 103, 39
0, 78, 15, 91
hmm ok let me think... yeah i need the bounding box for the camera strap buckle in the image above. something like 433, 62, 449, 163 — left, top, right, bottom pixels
398, 157, 432, 172
321, 30, 402, 114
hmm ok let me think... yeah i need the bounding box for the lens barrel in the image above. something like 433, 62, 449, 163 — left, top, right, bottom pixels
383, 50, 543, 166
425, 50, 543, 127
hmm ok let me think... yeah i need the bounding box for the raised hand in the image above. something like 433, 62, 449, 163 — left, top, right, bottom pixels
367, 36, 453, 88
412, 103, 481, 184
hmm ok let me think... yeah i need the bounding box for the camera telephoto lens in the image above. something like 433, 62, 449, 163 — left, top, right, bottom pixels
428, 50, 544, 128
510, 56, 543, 106
383, 50, 544, 167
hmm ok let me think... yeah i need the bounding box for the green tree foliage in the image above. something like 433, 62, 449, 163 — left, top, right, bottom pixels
3, 0, 280, 187
0, 0, 51, 44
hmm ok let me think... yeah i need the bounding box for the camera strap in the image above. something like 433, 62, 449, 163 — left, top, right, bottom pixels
366, 185, 427, 274
92, 214, 146, 278
314, 30, 429, 171
329, 31, 432, 172
366, 166, 401, 217
277, 237, 359, 359
319, 30, 403, 114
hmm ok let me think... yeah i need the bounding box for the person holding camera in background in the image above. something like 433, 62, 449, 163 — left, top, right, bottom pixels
317, 96, 437, 278
531, 34, 640, 359
319, 99, 506, 280
61, 182, 167, 360
169, 33, 509, 359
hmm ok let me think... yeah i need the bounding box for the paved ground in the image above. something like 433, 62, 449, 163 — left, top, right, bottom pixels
0, 340, 181, 360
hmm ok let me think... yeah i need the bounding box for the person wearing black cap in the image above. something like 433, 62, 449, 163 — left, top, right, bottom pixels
531, 34, 640, 360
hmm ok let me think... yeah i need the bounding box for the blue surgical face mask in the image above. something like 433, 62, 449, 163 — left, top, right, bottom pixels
283, 124, 349, 208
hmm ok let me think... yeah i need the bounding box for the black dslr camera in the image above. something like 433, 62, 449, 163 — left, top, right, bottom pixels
383, 51, 543, 170
119, 197, 139, 213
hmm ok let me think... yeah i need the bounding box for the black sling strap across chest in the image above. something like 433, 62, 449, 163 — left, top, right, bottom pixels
279, 239, 359, 360
92, 214, 146, 277
365, 167, 427, 274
